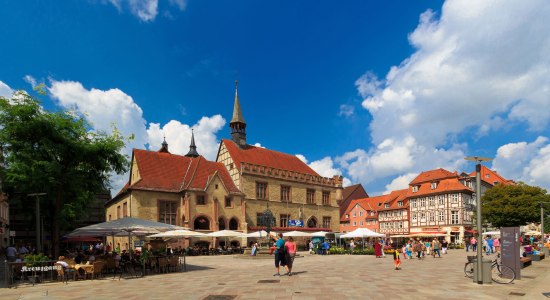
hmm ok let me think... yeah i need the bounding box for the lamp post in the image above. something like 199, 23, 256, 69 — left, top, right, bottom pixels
465, 156, 492, 285
540, 202, 550, 236
28, 193, 47, 254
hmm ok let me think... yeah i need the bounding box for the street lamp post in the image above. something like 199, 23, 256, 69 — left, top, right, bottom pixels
28, 193, 47, 253
465, 156, 492, 285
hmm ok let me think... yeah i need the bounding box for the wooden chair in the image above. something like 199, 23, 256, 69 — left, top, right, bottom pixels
103, 258, 116, 274
169, 256, 179, 272
86, 261, 104, 280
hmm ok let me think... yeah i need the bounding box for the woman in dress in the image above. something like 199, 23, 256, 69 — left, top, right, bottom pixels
285, 237, 297, 276
374, 239, 383, 258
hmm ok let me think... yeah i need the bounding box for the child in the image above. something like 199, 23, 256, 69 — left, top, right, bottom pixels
393, 248, 401, 270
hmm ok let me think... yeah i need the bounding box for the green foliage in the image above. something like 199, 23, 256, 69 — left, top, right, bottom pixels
0, 91, 130, 254
328, 246, 375, 255
481, 182, 550, 228
23, 253, 50, 266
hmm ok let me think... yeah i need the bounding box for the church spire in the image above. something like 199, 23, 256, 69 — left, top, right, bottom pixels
230, 80, 247, 147
159, 136, 169, 153
185, 129, 200, 158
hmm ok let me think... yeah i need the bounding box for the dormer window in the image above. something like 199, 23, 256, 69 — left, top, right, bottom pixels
398, 201, 403, 207
384, 203, 390, 208
485, 174, 490, 178
412, 185, 419, 192
431, 182, 438, 189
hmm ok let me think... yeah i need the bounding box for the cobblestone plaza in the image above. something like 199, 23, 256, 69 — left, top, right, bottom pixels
2, 250, 549, 300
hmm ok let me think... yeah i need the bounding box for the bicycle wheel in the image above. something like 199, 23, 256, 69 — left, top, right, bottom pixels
491, 264, 515, 284
464, 262, 474, 278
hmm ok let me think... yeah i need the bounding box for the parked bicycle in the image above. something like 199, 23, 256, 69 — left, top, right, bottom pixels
464, 254, 515, 284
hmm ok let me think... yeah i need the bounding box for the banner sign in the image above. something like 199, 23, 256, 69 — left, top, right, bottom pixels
288, 220, 304, 227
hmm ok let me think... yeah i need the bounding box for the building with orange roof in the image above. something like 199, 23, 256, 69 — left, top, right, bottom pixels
216, 82, 342, 233
407, 168, 476, 243
339, 184, 369, 219
107, 82, 343, 250
340, 196, 386, 233
378, 189, 409, 235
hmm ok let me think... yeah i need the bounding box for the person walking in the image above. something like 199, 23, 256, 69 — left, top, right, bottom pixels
374, 240, 383, 258
493, 237, 501, 253
424, 240, 431, 256
6, 244, 18, 262
465, 237, 470, 252
406, 241, 413, 259
441, 240, 448, 254
273, 233, 289, 276
486, 237, 494, 255
350, 239, 355, 253
432, 239, 441, 258
414, 240, 423, 259
285, 237, 297, 276
393, 248, 401, 270
470, 237, 477, 251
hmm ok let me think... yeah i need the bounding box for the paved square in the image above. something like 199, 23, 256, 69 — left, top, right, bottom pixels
2, 250, 549, 299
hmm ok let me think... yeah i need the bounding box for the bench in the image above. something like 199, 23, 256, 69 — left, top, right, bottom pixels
520, 257, 532, 268
526, 252, 545, 261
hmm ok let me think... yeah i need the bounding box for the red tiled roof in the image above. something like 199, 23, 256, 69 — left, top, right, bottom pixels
407, 177, 473, 198
340, 184, 369, 217
221, 139, 320, 176
469, 165, 513, 186
123, 149, 239, 194
410, 168, 457, 185
378, 189, 408, 211
341, 195, 390, 221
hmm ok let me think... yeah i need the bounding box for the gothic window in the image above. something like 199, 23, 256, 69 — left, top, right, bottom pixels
229, 217, 239, 230
218, 217, 226, 230
307, 216, 318, 228
194, 216, 210, 230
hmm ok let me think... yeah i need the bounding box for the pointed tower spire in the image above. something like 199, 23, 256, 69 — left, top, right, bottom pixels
159, 136, 170, 153
230, 80, 247, 147
185, 129, 200, 158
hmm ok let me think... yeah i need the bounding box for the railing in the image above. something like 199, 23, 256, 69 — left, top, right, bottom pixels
4, 260, 61, 288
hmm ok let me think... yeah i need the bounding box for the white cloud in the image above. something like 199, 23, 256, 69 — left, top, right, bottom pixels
147, 115, 225, 160
48, 79, 226, 195
49, 79, 148, 152
344, 0, 550, 191
295, 154, 307, 164
105, 0, 186, 22
253, 142, 265, 148
383, 173, 417, 194
493, 137, 550, 190
23, 75, 37, 88
338, 104, 354, 118
0, 81, 13, 98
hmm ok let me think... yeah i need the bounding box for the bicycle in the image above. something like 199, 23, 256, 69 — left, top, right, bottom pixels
464, 254, 515, 284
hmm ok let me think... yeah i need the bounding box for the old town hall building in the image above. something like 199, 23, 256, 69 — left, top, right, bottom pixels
106, 82, 342, 248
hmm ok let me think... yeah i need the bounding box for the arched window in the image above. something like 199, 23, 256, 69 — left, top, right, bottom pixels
194, 216, 210, 230
307, 216, 318, 228
229, 217, 239, 230
218, 217, 226, 230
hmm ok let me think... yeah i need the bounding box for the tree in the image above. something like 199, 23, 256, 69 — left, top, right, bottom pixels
481, 182, 550, 228
0, 90, 129, 257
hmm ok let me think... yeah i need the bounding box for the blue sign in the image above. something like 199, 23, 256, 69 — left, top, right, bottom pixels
288, 220, 304, 227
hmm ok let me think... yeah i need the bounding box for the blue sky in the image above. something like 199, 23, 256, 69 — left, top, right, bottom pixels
2, 0, 550, 196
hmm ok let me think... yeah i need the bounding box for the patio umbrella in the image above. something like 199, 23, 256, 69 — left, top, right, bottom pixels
311, 231, 330, 237
67, 217, 185, 256
207, 230, 246, 248
148, 229, 207, 238
524, 231, 541, 236
283, 231, 312, 237
341, 228, 385, 250
245, 230, 271, 238
482, 231, 501, 236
